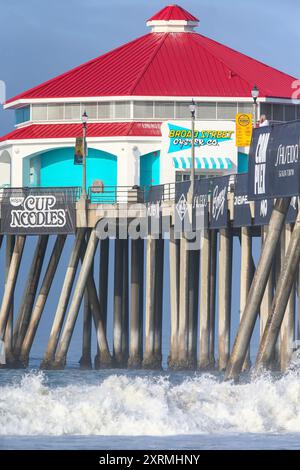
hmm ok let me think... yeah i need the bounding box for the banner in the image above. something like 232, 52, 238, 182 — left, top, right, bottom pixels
210, 176, 229, 229
254, 198, 272, 226
236, 113, 253, 147
233, 173, 252, 227
74, 137, 88, 165
248, 122, 300, 200
0, 190, 76, 235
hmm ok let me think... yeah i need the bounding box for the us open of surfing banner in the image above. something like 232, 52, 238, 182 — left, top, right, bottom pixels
0, 190, 76, 235
248, 121, 300, 200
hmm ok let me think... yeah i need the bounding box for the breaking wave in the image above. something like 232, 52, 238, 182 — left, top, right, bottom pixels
1, 368, 300, 436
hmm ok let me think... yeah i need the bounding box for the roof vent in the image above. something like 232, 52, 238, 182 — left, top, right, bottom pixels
147, 5, 199, 33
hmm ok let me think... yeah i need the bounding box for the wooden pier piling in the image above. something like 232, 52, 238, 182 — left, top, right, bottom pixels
218, 228, 232, 371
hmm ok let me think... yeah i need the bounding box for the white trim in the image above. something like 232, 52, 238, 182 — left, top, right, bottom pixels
6, 96, 298, 109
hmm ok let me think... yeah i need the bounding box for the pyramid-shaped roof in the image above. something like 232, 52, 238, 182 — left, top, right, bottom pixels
5, 5, 297, 105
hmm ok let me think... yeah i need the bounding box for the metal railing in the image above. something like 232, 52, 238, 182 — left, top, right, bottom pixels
88, 185, 145, 204
0, 186, 82, 203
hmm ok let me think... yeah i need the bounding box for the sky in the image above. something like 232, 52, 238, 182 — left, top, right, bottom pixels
0, 0, 300, 135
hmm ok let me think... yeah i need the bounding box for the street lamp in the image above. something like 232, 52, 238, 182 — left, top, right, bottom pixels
189, 99, 196, 202
251, 85, 259, 127
81, 110, 88, 199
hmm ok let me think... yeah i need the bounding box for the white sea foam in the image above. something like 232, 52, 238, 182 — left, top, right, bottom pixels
1, 369, 300, 436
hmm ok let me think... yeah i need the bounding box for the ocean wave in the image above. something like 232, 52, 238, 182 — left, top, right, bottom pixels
1, 369, 300, 436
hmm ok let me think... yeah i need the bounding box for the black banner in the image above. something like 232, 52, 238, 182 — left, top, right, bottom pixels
0, 189, 76, 235
248, 122, 300, 200
210, 176, 229, 229
194, 178, 210, 229
254, 198, 272, 226
233, 173, 252, 227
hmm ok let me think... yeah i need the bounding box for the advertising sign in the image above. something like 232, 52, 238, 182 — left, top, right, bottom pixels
248, 122, 300, 200
74, 137, 88, 165
233, 173, 252, 227
0, 190, 76, 235
210, 176, 229, 229
161, 121, 237, 172
235, 113, 253, 147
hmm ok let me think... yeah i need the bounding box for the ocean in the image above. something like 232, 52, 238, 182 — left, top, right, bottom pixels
1, 358, 300, 450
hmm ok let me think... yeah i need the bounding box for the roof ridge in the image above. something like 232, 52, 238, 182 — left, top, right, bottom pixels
129, 33, 169, 95
6, 34, 152, 104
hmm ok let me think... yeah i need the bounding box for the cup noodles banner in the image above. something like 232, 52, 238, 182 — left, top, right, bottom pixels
0, 190, 76, 235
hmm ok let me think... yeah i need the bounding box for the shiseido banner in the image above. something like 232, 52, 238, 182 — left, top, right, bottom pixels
0, 189, 76, 235
210, 176, 229, 229
248, 122, 300, 200
233, 173, 252, 227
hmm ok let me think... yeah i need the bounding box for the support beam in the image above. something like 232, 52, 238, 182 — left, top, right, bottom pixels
199, 229, 211, 369
121, 239, 129, 364
177, 236, 192, 369
279, 224, 295, 371
218, 228, 232, 371
4, 236, 15, 365
143, 236, 157, 368
79, 232, 93, 370
154, 237, 164, 368
41, 229, 85, 369
209, 229, 217, 368
113, 238, 128, 367
256, 209, 300, 370
14, 236, 49, 360
53, 230, 99, 369
0, 236, 26, 340
240, 226, 252, 371
168, 227, 180, 369
95, 238, 110, 369
128, 238, 144, 368
260, 226, 273, 341
225, 197, 290, 381
18, 235, 66, 367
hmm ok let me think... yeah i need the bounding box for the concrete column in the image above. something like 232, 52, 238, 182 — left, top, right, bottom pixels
0, 235, 26, 340
4, 236, 15, 365
256, 209, 300, 370
218, 228, 232, 371
177, 236, 191, 369
168, 226, 180, 369
53, 230, 99, 369
260, 226, 273, 340
143, 236, 157, 368
19, 235, 67, 367
121, 239, 129, 364
154, 237, 164, 368
113, 238, 125, 367
80, 232, 93, 370
128, 238, 144, 368
41, 229, 85, 369
209, 229, 217, 368
14, 235, 49, 360
199, 229, 211, 369
225, 197, 290, 381
280, 224, 295, 371
240, 226, 252, 371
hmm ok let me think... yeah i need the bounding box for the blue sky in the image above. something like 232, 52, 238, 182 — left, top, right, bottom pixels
0, 0, 300, 134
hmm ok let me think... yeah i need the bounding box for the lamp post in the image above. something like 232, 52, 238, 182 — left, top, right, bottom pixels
189, 100, 196, 202
251, 85, 259, 128
81, 111, 88, 199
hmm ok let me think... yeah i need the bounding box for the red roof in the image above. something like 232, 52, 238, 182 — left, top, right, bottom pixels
147, 5, 199, 22
4, 6, 298, 104
0, 122, 162, 142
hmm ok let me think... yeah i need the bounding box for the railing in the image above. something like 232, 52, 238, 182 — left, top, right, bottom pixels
88, 185, 145, 204
0, 186, 82, 203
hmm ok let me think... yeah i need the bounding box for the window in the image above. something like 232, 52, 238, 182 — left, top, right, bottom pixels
32, 104, 47, 120
15, 106, 30, 124
98, 102, 112, 119
273, 104, 284, 121
217, 102, 237, 119
175, 102, 191, 119
238, 103, 253, 115
154, 101, 175, 119
65, 103, 80, 120
284, 105, 296, 121
83, 103, 97, 119
260, 103, 273, 121
134, 101, 154, 119
48, 104, 64, 120
196, 102, 217, 120
114, 101, 131, 119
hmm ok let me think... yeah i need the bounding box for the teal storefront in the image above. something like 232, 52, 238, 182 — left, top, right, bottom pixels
29, 147, 117, 188
140, 151, 160, 187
